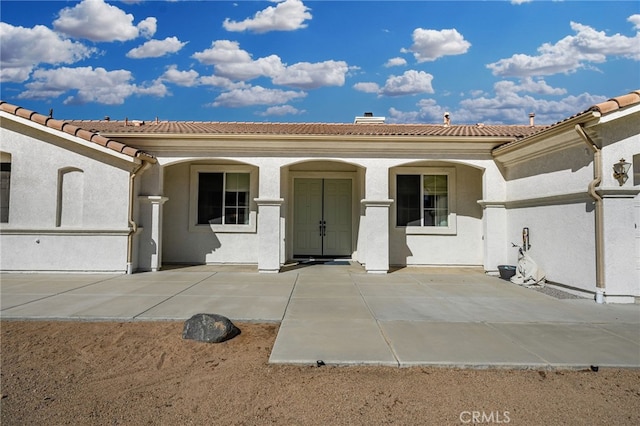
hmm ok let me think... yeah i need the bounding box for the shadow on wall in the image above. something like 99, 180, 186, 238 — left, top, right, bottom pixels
634, 153, 640, 186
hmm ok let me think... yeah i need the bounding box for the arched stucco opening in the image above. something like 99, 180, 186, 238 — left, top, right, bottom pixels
282, 160, 366, 262
389, 160, 485, 267
160, 159, 260, 266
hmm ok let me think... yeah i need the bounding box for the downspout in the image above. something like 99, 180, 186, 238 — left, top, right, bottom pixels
575, 124, 605, 303
127, 160, 152, 274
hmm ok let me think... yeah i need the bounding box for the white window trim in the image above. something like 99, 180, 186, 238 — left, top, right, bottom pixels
391, 167, 457, 235
189, 165, 257, 233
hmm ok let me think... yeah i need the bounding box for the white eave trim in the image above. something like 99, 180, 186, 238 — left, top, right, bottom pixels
492, 111, 601, 167
97, 133, 515, 157
1, 111, 142, 165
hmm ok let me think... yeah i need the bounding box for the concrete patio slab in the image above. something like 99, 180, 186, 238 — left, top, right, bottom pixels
379, 320, 548, 368
2, 265, 639, 369
1, 294, 118, 319
283, 296, 372, 320
181, 282, 295, 297
269, 319, 397, 366
489, 322, 640, 368
292, 282, 360, 298
364, 297, 475, 322
137, 295, 290, 322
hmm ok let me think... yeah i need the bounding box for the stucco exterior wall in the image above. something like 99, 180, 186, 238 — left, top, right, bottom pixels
507, 203, 597, 290
161, 161, 259, 264
389, 163, 484, 266
0, 122, 132, 272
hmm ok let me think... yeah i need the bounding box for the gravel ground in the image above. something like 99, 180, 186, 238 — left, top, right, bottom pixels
2, 321, 639, 425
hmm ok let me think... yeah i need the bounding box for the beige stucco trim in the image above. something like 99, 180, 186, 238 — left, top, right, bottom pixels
492, 111, 601, 167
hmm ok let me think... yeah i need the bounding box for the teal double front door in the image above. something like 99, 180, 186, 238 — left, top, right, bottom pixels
293, 178, 352, 257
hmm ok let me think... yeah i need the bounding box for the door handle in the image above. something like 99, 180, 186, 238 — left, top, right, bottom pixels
319, 220, 326, 237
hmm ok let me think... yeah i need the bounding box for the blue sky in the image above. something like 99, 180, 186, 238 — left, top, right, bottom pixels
1, 0, 639, 124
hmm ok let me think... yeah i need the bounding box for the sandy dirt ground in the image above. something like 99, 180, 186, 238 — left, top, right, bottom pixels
1, 321, 639, 425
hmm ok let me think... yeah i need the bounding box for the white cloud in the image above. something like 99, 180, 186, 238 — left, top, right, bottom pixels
217, 55, 284, 81
384, 57, 407, 68
511, 0, 532, 4
257, 105, 305, 116
53, 0, 157, 42
487, 17, 640, 77
629, 14, 640, 30
272, 60, 349, 89
160, 65, 199, 87
137, 17, 157, 39
127, 37, 187, 59
223, 0, 312, 33
495, 78, 567, 96
136, 79, 168, 98
193, 40, 349, 89
388, 81, 606, 125
353, 82, 380, 94
192, 40, 253, 65
0, 23, 94, 83
199, 75, 249, 90
457, 90, 606, 124
402, 28, 471, 62
380, 70, 434, 97
388, 98, 446, 123
17, 66, 166, 105
212, 85, 306, 108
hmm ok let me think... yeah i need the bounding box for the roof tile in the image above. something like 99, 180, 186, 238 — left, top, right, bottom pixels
31, 113, 50, 126
0, 100, 155, 162
62, 123, 81, 137
15, 107, 34, 120
47, 119, 65, 131
0, 102, 19, 115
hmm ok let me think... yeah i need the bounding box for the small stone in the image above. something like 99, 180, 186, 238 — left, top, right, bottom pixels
182, 313, 240, 343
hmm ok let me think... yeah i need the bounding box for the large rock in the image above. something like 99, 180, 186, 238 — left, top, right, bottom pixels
182, 313, 240, 343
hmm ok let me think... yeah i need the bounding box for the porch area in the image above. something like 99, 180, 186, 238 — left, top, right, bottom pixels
2, 264, 638, 369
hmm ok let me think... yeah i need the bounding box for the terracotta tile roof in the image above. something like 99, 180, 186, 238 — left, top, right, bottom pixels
588, 90, 640, 115
0, 101, 155, 163
495, 89, 640, 147
68, 90, 637, 140
69, 119, 545, 138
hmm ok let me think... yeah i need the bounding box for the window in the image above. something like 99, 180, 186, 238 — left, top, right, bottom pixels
197, 172, 249, 225
189, 165, 256, 232
1, 152, 11, 223
393, 167, 456, 235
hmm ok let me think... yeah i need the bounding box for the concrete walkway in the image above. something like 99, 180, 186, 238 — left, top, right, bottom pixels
1, 263, 639, 369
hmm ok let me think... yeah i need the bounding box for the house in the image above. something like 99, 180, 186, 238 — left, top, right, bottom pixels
1, 91, 638, 303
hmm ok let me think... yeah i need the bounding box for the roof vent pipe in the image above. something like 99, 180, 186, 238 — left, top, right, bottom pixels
443, 112, 451, 127
529, 112, 535, 127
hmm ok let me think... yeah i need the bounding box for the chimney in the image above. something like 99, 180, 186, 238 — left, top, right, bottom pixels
529, 112, 535, 127
354, 112, 385, 124
443, 112, 451, 127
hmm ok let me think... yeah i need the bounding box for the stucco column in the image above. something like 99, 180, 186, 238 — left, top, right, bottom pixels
478, 201, 508, 273
254, 198, 284, 273
140, 195, 168, 272
361, 199, 393, 273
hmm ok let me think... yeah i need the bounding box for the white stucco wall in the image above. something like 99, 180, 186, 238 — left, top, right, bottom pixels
0, 119, 133, 272
506, 203, 597, 290
501, 109, 640, 300
389, 163, 484, 266
161, 161, 259, 264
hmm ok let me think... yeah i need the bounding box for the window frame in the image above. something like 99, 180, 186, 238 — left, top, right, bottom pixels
189, 165, 257, 233
391, 167, 457, 235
